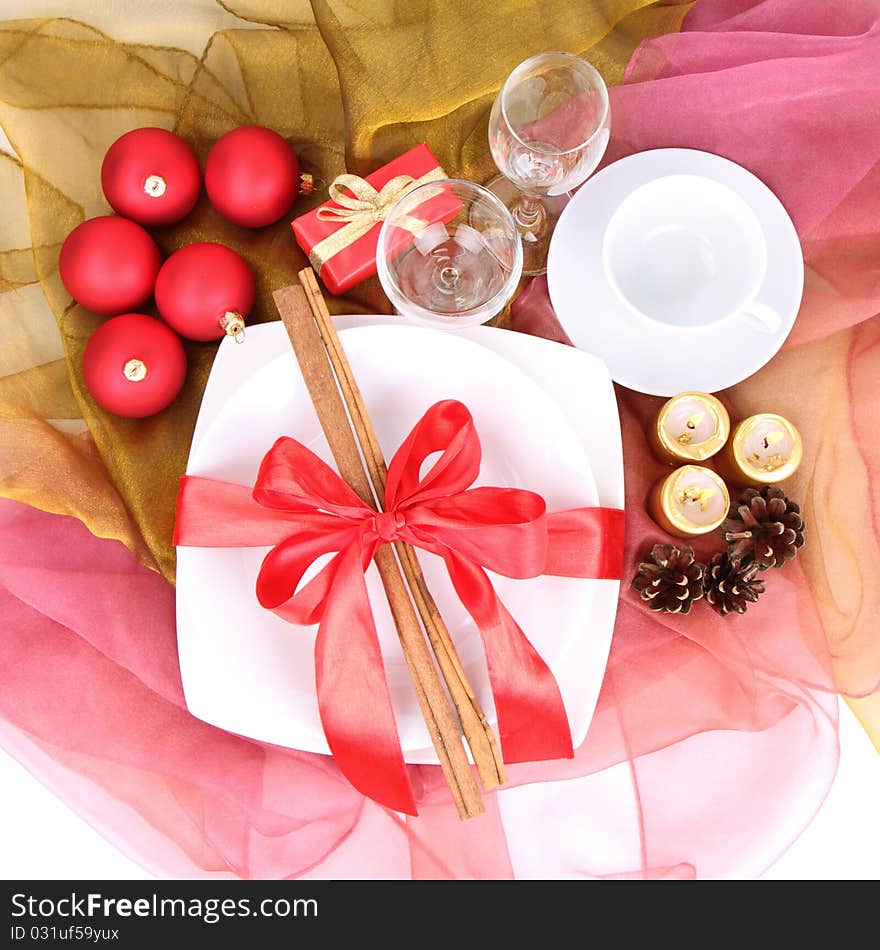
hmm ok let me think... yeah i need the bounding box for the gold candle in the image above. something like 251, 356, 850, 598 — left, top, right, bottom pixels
717, 413, 803, 487
648, 391, 730, 465
648, 464, 730, 538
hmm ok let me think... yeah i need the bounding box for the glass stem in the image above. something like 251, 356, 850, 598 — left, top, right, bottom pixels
511, 194, 548, 240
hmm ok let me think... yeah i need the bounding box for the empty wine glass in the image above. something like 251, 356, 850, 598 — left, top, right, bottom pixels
488, 51, 610, 276
376, 178, 522, 328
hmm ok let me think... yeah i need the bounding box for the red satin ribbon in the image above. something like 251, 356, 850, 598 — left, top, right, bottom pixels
174, 400, 625, 814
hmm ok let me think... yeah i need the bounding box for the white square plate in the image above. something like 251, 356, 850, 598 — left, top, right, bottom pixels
177, 319, 623, 762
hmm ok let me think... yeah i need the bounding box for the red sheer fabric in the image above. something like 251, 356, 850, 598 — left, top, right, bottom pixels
513, 0, 880, 698
0, 494, 837, 877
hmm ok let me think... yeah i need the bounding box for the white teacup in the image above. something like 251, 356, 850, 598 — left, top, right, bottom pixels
603, 174, 781, 332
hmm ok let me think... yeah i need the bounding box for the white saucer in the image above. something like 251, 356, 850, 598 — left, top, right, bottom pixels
547, 148, 804, 395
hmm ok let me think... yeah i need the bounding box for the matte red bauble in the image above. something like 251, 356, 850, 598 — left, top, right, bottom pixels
204, 125, 300, 228
59, 216, 161, 316
83, 313, 187, 418
154, 242, 255, 342
101, 127, 201, 227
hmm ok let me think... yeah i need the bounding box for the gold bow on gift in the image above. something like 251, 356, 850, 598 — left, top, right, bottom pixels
308, 167, 446, 271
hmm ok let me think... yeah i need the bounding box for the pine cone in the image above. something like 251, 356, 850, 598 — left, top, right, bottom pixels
632, 544, 705, 615
704, 552, 766, 616
722, 486, 805, 569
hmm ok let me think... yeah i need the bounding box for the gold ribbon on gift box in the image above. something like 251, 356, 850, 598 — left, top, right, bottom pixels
309, 167, 446, 271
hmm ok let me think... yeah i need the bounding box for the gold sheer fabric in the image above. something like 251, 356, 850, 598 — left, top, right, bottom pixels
0, 0, 692, 582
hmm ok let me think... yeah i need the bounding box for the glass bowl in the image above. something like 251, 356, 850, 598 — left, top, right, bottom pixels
376, 178, 523, 328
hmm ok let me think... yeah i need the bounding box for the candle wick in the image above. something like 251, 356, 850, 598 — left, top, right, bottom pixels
676, 411, 706, 445
679, 486, 717, 512
761, 430, 786, 451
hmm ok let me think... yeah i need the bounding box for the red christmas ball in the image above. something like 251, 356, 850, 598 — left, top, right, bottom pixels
154, 242, 255, 342
101, 127, 201, 227
83, 313, 187, 418
205, 125, 300, 228
59, 216, 161, 316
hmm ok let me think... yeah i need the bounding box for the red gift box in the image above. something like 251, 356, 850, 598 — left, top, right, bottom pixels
292, 143, 456, 296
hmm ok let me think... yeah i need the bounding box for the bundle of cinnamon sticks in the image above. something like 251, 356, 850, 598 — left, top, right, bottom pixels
272, 269, 507, 819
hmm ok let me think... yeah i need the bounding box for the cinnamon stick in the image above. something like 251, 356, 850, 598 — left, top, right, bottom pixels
297, 268, 507, 791
273, 283, 484, 820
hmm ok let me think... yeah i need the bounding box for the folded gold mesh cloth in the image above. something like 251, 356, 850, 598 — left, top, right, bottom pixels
0, 0, 691, 579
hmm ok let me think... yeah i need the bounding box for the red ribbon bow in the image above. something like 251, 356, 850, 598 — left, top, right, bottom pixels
175, 400, 625, 814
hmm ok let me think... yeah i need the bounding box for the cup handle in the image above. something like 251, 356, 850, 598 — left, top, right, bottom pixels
741, 301, 782, 334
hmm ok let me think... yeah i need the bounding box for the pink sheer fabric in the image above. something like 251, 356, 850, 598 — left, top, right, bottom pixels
0, 478, 837, 878
2, 0, 876, 878
513, 0, 880, 698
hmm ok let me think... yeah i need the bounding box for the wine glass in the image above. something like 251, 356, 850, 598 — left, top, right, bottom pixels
376, 178, 523, 328
488, 51, 610, 276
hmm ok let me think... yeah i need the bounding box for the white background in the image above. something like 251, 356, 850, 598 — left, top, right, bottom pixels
1, 700, 879, 879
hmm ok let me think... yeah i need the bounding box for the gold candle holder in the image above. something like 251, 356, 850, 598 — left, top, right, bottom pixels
648, 464, 730, 538
648, 391, 730, 465
716, 413, 803, 487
